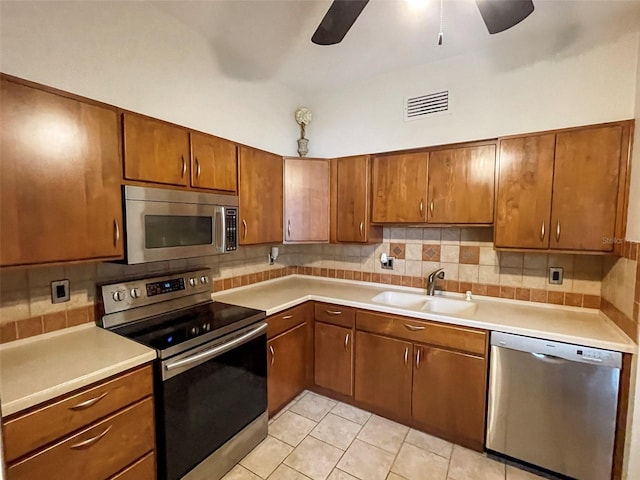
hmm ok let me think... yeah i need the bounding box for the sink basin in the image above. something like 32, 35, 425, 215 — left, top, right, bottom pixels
371, 291, 430, 309
371, 291, 477, 316
422, 297, 477, 316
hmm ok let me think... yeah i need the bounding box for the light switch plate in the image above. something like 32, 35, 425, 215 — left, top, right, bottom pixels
548, 267, 563, 285
51, 279, 70, 303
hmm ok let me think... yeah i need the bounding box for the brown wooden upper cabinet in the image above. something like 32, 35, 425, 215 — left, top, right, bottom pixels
284, 158, 330, 243
190, 132, 238, 192
0, 77, 124, 266
238, 146, 283, 245
123, 113, 190, 187
334, 155, 383, 244
428, 144, 496, 224
372, 152, 429, 223
495, 122, 631, 252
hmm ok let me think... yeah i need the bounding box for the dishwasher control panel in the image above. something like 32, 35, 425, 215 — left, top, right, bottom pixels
491, 331, 622, 369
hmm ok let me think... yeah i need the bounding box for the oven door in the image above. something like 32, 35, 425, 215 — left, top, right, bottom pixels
155, 322, 268, 480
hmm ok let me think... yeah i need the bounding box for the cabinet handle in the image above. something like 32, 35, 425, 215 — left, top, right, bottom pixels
419, 199, 424, 215
430, 201, 434, 214
181, 155, 186, 178
269, 345, 275, 366
195, 157, 201, 178
325, 310, 342, 315
70, 391, 109, 411
404, 347, 409, 366
113, 219, 120, 247
287, 219, 291, 238
404, 323, 425, 331
556, 221, 561, 241
70, 425, 112, 450
359, 221, 364, 238
344, 333, 350, 351
282, 315, 293, 320
416, 349, 422, 369
540, 221, 545, 241
242, 219, 247, 240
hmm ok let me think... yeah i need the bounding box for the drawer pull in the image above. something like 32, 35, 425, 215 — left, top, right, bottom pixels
282, 315, 293, 320
325, 310, 342, 315
404, 324, 426, 331
69, 391, 110, 411
70, 425, 112, 450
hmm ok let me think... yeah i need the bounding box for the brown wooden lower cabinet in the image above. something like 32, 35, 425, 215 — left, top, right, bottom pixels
268, 322, 308, 416
354, 331, 412, 421
5, 365, 155, 480
412, 345, 486, 450
314, 322, 353, 396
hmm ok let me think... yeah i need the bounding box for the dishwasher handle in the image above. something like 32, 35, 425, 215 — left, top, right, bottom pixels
491, 331, 622, 369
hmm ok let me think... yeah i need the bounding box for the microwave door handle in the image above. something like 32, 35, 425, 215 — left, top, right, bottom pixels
214, 207, 225, 253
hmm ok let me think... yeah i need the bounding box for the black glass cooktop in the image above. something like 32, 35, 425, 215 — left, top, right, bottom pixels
113, 301, 265, 355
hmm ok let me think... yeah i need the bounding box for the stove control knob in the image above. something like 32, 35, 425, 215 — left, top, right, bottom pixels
112, 290, 126, 302
130, 288, 141, 299
190, 327, 199, 336
189, 277, 197, 287
200, 275, 208, 285
203, 322, 211, 331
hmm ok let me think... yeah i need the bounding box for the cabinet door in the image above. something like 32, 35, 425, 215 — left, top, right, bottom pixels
372, 153, 428, 223
238, 146, 283, 245
494, 134, 555, 249
412, 345, 486, 451
0, 79, 123, 266
191, 132, 237, 192
268, 322, 307, 416
314, 322, 353, 396
550, 125, 623, 252
354, 331, 412, 421
428, 145, 496, 224
123, 113, 190, 186
336, 155, 379, 243
284, 158, 330, 242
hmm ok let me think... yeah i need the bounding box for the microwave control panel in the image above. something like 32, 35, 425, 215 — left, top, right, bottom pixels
226, 208, 238, 251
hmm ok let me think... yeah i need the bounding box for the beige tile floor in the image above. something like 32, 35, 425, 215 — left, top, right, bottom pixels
222, 391, 547, 480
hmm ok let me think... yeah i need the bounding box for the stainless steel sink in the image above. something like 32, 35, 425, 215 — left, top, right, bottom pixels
371, 291, 476, 316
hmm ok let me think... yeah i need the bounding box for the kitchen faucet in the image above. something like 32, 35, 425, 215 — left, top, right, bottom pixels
426, 268, 445, 295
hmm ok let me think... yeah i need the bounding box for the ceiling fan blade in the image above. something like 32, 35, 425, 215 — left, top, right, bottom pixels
475, 0, 535, 34
312, 0, 369, 45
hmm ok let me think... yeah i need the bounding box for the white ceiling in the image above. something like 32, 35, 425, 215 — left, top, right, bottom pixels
151, 0, 640, 95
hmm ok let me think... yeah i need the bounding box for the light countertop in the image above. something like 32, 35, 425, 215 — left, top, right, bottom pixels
213, 275, 637, 354
0, 324, 156, 417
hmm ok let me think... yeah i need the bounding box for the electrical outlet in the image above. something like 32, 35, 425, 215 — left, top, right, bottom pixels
548, 267, 563, 285
382, 257, 394, 270
51, 279, 70, 303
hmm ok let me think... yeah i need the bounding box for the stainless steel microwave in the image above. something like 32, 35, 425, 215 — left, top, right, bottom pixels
123, 185, 238, 264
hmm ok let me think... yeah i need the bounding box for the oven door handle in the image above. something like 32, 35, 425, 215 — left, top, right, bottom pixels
164, 323, 267, 375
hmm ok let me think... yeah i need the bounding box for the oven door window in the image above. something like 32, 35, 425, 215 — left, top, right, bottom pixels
145, 215, 212, 248
157, 334, 267, 480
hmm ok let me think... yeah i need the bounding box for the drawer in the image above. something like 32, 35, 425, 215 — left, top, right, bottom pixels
4, 365, 153, 463
267, 303, 309, 339
314, 302, 355, 328
110, 452, 156, 480
7, 397, 155, 480
356, 310, 486, 356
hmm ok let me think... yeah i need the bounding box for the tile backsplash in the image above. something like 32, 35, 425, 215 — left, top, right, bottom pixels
0, 227, 627, 345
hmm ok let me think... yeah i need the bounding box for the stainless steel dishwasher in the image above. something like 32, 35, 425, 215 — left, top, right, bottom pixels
486, 332, 622, 480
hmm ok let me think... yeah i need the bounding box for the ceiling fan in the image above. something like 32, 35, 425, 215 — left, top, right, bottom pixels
311, 0, 535, 45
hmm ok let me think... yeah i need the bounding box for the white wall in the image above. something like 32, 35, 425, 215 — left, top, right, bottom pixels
0, 1, 301, 156
307, 31, 639, 158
